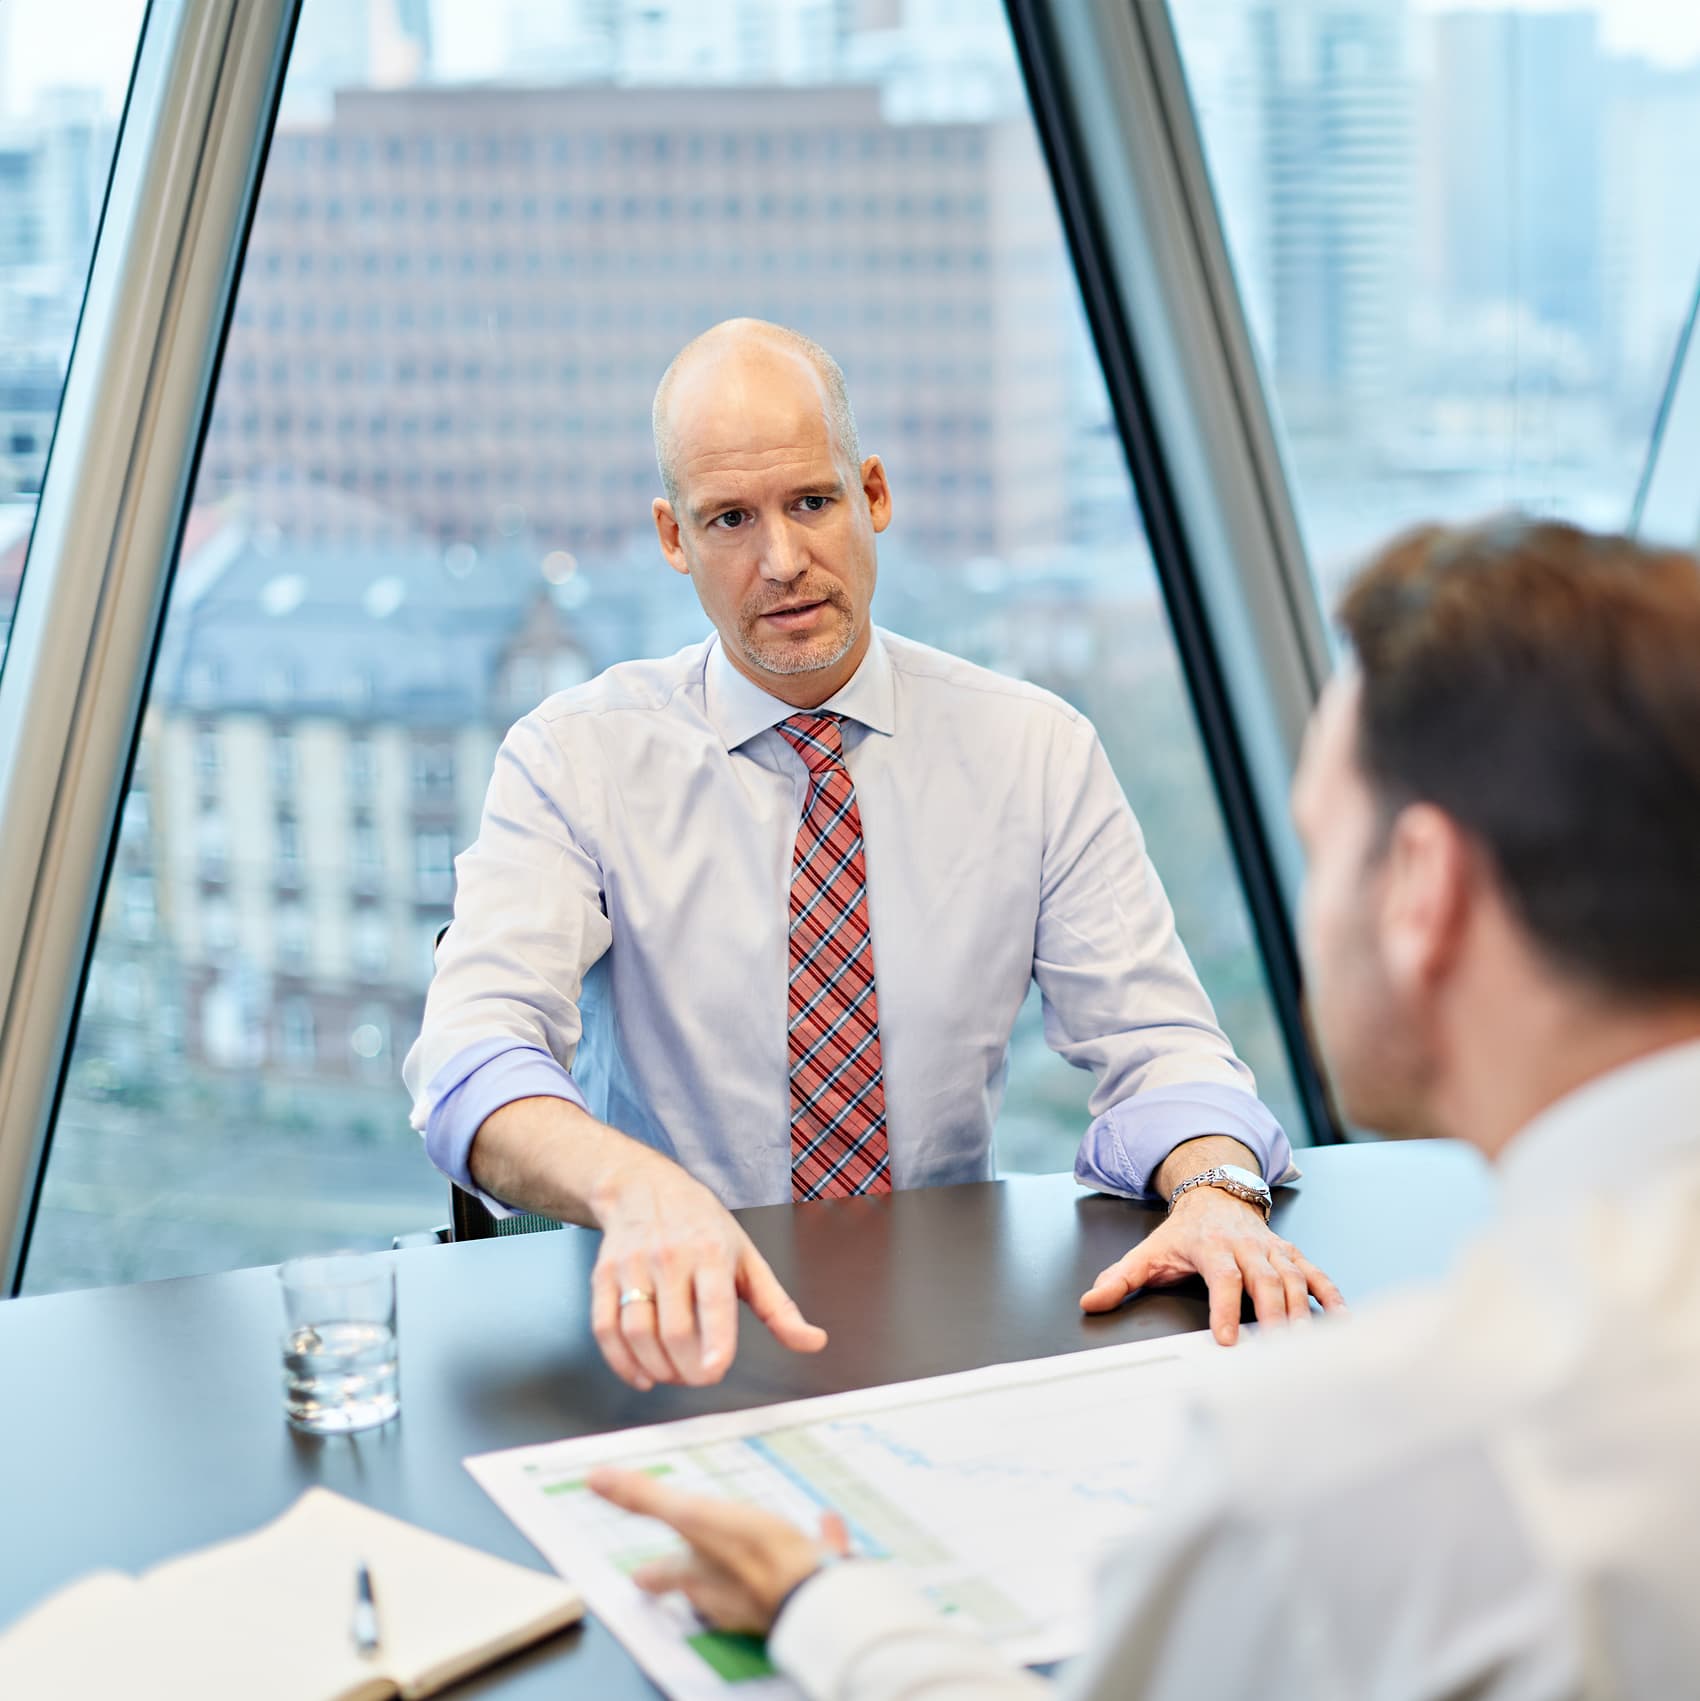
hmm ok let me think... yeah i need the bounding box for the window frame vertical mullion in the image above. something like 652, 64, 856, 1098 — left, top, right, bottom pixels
1631, 267, 1700, 546
0, 0, 302, 1293
1003, 0, 1344, 1142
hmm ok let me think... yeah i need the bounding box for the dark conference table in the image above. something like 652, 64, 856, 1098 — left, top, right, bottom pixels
0, 1142, 1496, 1695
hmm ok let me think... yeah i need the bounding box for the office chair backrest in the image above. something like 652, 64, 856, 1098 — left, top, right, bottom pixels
450, 1185, 563, 1241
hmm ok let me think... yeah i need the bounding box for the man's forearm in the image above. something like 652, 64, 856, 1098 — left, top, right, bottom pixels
468, 1095, 671, 1227
1152, 1135, 1262, 1204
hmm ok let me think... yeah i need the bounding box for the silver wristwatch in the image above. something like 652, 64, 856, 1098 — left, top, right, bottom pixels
1167, 1163, 1272, 1222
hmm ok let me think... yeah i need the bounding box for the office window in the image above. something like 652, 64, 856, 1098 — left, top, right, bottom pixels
195, 814, 229, 883
351, 818, 383, 893
279, 999, 315, 1069
119, 875, 155, 944
0, 2, 148, 682
275, 816, 303, 883
1171, 1, 1700, 593
275, 900, 309, 971
413, 741, 456, 799
271, 728, 297, 794
23, 0, 1302, 1294
200, 896, 237, 955
352, 910, 390, 980
347, 735, 375, 798
413, 830, 455, 903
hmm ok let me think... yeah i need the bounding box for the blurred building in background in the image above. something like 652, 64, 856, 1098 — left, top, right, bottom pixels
202, 84, 1068, 565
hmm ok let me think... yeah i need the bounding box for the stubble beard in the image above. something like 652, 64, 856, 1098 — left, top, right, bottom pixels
737, 584, 860, 678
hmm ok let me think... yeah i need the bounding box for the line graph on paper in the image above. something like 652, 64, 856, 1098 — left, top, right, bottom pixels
467, 1334, 1222, 1698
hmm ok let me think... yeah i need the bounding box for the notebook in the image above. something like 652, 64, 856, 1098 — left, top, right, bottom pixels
0, 1487, 584, 1701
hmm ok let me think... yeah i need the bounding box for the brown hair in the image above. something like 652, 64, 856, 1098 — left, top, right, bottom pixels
1338, 517, 1700, 999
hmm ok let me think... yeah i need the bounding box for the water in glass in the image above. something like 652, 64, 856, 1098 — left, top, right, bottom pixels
282, 1317, 398, 1433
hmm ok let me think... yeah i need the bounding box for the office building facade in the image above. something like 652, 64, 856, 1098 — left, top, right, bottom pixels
198, 83, 1070, 566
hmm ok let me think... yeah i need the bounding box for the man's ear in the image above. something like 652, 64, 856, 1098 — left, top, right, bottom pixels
860, 455, 892, 534
653, 497, 690, 577
1380, 803, 1472, 995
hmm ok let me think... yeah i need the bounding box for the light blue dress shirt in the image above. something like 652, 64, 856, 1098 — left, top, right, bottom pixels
402, 628, 1292, 1215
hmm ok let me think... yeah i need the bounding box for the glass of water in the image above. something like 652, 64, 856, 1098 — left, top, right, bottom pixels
278, 1251, 399, 1434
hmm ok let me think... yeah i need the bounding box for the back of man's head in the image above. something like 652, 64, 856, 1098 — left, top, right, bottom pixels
1339, 518, 1700, 1003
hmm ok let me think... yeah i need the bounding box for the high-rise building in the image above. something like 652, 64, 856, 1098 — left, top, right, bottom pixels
280, 0, 435, 121
1429, 9, 1603, 358
1248, 0, 1415, 426
0, 92, 121, 500
1167, 0, 1274, 360
202, 82, 1070, 566
1601, 55, 1700, 401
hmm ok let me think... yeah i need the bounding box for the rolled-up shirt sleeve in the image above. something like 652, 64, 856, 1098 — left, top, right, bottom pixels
1074, 1082, 1295, 1200
420, 1040, 590, 1217
1032, 713, 1294, 1200
402, 710, 613, 1201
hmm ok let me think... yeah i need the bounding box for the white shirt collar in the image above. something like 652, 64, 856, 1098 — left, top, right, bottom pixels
703, 627, 897, 752
1496, 1036, 1700, 1216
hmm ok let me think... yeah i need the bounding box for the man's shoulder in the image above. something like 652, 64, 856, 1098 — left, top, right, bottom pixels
878, 629, 1085, 731
529, 638, 713, 732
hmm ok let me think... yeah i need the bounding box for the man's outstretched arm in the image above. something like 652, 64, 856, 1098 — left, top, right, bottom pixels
405, 716, 824, 1392
1030, 713, 1343, 1340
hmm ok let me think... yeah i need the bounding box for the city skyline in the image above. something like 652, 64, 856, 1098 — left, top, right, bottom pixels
10, 0, 1700, 124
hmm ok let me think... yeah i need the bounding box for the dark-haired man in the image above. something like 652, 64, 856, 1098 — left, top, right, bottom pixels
594, 518, 1700, 1697
405, 318, 1340, 1390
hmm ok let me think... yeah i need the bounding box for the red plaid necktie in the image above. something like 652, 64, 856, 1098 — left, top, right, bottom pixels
778, 713, 891, 1201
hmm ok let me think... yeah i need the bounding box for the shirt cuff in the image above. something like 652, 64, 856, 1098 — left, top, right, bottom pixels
1074, 1082, 1299, 1202
768, 1562, 980, 1697
420, 1040, 588, 1219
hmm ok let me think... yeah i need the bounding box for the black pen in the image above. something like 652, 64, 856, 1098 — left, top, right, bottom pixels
352, 1560, 381, 1655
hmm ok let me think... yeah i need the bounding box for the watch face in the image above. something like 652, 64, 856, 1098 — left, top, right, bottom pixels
1215, 1164, 1271, 1198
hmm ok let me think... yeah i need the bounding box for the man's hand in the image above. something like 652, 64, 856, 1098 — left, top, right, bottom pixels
1080, 1185, 1346, 1345
589, 1146, 828, 1390
468, 1097, 828, 1390
588, 1465, 849, 1634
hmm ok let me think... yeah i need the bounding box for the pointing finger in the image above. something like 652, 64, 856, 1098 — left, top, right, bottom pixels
630, 1555, 698, 1597
589, 1465, 689, 1525
737, 1243, 828, 1354
589, 1466, 761, 1558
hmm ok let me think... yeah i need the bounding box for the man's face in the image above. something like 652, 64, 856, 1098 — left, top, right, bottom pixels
1291, 675, 1437, 1136
652, 348, 890, 698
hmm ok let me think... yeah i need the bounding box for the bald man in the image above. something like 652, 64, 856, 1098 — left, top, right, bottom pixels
403, 320, 1340, 1389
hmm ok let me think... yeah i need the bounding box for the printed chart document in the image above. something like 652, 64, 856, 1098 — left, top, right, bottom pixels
466, 1332, 1220, 1700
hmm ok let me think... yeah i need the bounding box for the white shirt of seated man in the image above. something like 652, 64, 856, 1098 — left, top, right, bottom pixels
590, 520, 1700, 1699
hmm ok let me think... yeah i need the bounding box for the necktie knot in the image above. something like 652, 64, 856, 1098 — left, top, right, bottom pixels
778, 713, 846, 777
